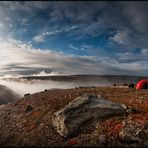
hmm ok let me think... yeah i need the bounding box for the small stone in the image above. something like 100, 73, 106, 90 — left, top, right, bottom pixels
24, 93, 31, 97
25, 105, 33, 113
40, 123, 44, 127
98, 134, 106, 145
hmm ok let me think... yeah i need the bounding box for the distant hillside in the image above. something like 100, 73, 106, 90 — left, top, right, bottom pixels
3, 75, 148, 85
0, 84, 21, 105
20, 75, 148, 83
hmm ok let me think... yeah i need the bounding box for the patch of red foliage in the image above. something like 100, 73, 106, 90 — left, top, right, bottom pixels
32, 111, 41, 118
101, 118, 124, 137
29, 123, 35, 130
130, 114, 148, 125
67, 138, 78, 145
24, 122, 36, 132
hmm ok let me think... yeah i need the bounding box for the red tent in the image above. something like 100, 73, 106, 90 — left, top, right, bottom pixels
136, 80, 148, 90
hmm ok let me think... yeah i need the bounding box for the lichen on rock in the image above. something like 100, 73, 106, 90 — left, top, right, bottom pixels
52, 94, 127, 137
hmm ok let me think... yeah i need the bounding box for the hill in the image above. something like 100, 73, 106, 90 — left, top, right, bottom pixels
2, 75, 148, 84
0, 85, 21, 105
0, 86, 147, 147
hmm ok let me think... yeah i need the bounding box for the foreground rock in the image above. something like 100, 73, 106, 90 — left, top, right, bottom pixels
52, 94, 127, 137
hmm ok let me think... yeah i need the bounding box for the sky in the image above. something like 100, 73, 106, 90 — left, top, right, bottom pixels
0, 1, 148, 76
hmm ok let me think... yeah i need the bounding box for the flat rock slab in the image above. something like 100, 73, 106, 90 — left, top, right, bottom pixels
52, 94, 127, 137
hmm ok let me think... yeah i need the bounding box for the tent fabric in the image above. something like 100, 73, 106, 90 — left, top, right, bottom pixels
136, 80, 148, 90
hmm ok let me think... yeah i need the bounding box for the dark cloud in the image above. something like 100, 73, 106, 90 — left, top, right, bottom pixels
1, 39, 146, 76
0, 2, 148, 76
121, 2, 148, 34
1, 1, 148, 39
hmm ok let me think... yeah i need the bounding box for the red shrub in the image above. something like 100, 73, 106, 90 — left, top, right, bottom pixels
100, 118, 124, 137
68, 138, 78, 145
33, 111, 41, 118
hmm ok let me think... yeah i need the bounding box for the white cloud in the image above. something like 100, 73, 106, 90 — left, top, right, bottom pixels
141, 48, 148, 55
110, 29, 129, 44
24, 29, 27, 32
0, 39, 101, 75
0, 38, 148, 76
20, 18, 28, 26
32, 70, 68, 76
5, 17, 10, 21
9, 24, 13, 28
69, 43, 93, 51
33, 35, 45, 43
33, 25, 79, 43
33, 31, 58, 43
69, 44, 79, 50
116, 48, 148, 63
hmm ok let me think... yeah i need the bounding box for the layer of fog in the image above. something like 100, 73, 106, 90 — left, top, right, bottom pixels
0, 71, 114, 97
1, 70, 69, 78
0, 71, 75, 97
0, 78, 106, 97
32, 70, 69, 76
0, 71, 139, 98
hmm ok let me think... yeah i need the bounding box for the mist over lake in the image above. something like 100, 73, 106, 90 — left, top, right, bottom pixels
0, 75, 147, 97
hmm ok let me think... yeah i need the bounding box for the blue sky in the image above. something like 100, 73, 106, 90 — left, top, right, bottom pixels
0, 1, 148, 76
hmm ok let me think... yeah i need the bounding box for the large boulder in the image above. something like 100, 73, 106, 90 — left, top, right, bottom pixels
52, 94, 127, 137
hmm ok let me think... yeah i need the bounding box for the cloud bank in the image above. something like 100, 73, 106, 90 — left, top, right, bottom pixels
0, 2, 148, 76
0, 39, 147, 77
32, 70, 67, 76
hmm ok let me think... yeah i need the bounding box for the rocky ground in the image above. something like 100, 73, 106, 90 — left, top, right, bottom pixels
0, 86, 148, 147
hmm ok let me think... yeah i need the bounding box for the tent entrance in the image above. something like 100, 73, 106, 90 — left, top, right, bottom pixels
142, 82, 148, 89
